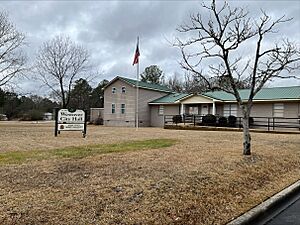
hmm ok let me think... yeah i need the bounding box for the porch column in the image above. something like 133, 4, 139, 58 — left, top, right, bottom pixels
212, 100, 216, 115
180, 103, 185, 116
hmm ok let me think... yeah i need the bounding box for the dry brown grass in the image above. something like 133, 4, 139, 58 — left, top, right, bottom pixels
0, 121, 300, 224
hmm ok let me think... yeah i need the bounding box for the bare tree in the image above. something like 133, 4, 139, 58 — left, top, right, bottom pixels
167, 73, 184, 93
0, 11, 26, 87
183, 72, 210, 94
36, 35, 89, 108
175, 0, 300, 155
167, 72, 209, 94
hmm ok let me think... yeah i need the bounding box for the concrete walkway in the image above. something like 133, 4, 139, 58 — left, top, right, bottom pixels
265, 196, 300, 225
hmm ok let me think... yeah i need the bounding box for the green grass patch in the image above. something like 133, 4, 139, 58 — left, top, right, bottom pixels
0, 139, 175, 165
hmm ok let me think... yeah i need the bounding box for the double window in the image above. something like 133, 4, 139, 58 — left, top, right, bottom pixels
121, 104, 126, 114
111, 103, 126, 114
112, 87, 126, 94
111, 104, 116, 114
273, 103, 284, 117
158, 105, 164, 115
223, 104, 237, 117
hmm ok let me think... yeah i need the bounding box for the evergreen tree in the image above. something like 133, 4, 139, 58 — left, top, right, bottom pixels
140, 65, 164, 84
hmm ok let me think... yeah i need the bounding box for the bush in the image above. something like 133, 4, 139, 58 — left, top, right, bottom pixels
202, 114, 216, 126
228, 115, 237, 127
172, 115, 182, 124
93, 117, 103, 125
218, 116, 228, 127
20, 110, 44, 121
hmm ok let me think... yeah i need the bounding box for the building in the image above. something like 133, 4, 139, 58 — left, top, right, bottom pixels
103, 76, 172, 126
90, 108, 104, 122
43, 112, 53, 120
103, 76, 300, 127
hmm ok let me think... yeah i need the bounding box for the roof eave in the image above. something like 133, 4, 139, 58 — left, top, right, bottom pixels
221, 98, 300, 103
173, 94, 195, 103
105, 76, 172, 93
251, 98, 300, 102
148, 102, 180, 105
199, 94, 223, 101
103, 76, 121, 90
133, 86, 172, 93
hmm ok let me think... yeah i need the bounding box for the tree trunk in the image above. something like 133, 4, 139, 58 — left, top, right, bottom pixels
59, 80, 66, 108
242, 110, 251, 155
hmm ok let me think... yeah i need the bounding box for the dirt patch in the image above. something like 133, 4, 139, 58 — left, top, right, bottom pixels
0, 122, 299, 224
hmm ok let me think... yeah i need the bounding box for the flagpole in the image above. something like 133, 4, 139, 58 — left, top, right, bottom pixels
136, 36, 139, 130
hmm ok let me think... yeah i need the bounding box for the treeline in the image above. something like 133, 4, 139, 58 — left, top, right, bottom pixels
0, 90, 59, 120
141, 65, 251, 94
0, 78, 108, 120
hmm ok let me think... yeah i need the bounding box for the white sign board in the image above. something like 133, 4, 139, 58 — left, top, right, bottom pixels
58, 109, 85, 124
55, 109, 87, 137
58, 123, 85, 131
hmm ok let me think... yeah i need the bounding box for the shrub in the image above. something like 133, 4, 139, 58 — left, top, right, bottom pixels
218, 116, 228, 127
172, 115, 182, 124
228, 115, 237, 127
93, 117, 103, 125
202, 114, 216, 126
19, 110, 44, 121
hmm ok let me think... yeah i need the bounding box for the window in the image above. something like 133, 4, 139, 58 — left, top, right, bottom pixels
189, 106, 199, 115
121, 86, 126, 93
112, 87, 116, 94
111, 103, 115, 114
223, 104, 237, 117
121, 104, 126, 114
158, 105, 164, 115
273, 103, 284, 117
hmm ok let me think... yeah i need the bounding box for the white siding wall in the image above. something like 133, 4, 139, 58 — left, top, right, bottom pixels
103, 79, 167, 127
224, 102, 300, 118
150, 104, 180, 127
138, 88, 167, 126
283, 102, 300, 118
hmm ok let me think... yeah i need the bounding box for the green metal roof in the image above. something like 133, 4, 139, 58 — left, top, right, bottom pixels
203, 86, 300, 101
119, 76, 172, 93
149, 93, 190, 104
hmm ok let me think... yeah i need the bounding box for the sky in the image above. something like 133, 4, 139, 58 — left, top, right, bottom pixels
1, 0, 300, 96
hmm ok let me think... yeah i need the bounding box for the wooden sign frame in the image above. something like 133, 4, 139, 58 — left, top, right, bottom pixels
54, 108, 87, 138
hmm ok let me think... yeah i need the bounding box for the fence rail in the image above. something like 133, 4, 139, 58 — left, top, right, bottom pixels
164, 114, 300, 131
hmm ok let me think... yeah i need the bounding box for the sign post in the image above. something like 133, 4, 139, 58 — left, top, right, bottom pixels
54, 108, 87, 138
54, 107, 59, 137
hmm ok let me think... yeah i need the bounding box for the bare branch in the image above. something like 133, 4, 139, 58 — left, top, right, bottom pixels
0, 11, 27, 87
175, 1, 299, 101
36, 35, 89, 108
175, 0, 300, 155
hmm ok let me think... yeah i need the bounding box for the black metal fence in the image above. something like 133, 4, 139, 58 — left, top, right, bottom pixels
164, 114, 300, 131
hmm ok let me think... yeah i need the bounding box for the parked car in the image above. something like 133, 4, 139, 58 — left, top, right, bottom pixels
0, 114, 8, 121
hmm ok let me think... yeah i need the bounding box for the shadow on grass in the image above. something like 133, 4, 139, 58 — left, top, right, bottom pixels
0, 139, 176, 165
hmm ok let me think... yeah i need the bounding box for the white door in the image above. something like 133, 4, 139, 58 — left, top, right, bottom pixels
201, 104, 208, 115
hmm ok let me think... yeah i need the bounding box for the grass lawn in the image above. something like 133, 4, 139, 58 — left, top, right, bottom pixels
0, 122, 299, 224
0, 139, 174, 165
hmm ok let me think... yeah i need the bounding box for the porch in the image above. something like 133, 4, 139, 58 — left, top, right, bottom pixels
164, 114, 300, 132
179, 94, 223, 116
181, 103, 218, 116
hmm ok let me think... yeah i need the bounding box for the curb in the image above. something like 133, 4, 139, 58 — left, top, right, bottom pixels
227, 180, 300, 225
